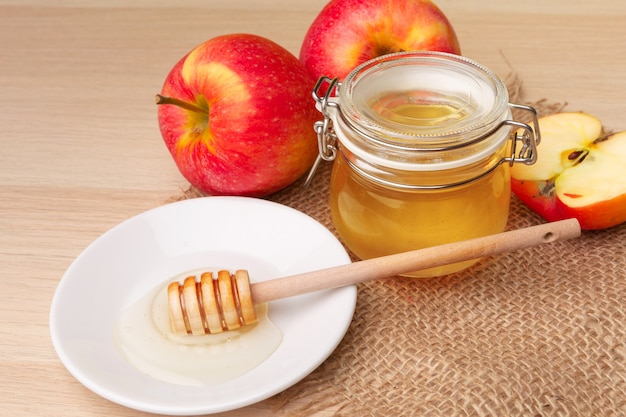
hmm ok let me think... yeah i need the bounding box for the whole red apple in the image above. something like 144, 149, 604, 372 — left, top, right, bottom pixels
156, 34, 319, 197
299, 0, 461, 81
511, 112, 626, 230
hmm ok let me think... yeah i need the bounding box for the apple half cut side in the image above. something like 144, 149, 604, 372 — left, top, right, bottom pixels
511, 112, 626, 230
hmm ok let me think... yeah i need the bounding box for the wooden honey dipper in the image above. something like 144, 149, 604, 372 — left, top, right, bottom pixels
168, 218, 581, 335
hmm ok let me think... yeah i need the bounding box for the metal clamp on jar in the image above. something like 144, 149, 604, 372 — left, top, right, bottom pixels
305, 51, 540, 277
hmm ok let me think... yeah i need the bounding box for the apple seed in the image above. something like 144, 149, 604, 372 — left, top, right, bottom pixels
567, 149, 589, 166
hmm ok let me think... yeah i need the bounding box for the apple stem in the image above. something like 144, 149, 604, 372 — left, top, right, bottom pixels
155, 94, 207, 114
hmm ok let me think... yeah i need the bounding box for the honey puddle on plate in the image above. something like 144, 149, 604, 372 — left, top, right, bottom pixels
114, 271, 282, 386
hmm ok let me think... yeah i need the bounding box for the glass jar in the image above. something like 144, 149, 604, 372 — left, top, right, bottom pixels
307, 52, 540, 277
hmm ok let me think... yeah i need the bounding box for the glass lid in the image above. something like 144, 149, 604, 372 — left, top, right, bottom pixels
338, 52, 509, 148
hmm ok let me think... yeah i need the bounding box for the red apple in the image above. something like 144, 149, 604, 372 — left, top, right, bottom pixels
299, 0, 461, 81
511, 112, 626, 230
156, 34, 319, 197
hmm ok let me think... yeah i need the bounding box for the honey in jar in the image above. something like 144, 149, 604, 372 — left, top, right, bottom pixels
309, 52, 540, 277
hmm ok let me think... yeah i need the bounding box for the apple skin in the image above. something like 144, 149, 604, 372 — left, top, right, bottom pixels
299, 0, 461, 81
511, 112, 626, 230
157, 34, 319, 197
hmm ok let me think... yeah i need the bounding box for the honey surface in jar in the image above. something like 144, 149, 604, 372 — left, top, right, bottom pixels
366, 90, 469, 127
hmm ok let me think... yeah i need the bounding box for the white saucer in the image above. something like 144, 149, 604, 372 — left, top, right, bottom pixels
50, 196, 356, 415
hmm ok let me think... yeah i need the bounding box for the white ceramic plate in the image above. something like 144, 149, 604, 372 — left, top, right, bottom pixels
50, 196, 356, 415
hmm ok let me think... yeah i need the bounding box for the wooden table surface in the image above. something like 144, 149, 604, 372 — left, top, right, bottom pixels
2, 1, 625, 416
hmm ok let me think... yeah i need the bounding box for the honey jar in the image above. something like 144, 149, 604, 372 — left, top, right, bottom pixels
306, 52, 540, 277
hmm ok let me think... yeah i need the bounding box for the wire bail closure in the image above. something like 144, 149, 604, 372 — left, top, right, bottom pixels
303, 77, 541, 189
303, 77, 341, 188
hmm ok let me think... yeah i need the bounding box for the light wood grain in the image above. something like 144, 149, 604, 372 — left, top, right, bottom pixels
2, 1, 626, 416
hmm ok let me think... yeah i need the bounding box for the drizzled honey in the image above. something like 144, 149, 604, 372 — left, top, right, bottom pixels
114, 269, 282, 386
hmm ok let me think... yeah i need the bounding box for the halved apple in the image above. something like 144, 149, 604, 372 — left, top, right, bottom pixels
511, 112, 626, 230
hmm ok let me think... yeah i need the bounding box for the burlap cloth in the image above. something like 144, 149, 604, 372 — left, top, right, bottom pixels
172, 79, 626, 416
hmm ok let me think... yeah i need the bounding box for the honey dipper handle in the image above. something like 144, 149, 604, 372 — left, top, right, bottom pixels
250, 218, 581, 304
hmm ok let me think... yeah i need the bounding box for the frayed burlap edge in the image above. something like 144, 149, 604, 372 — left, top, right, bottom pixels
504, 72, 568, 120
